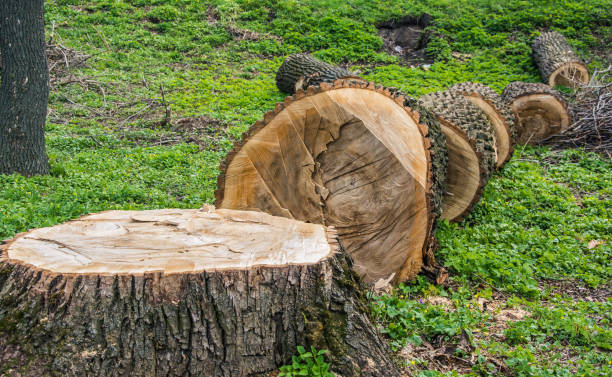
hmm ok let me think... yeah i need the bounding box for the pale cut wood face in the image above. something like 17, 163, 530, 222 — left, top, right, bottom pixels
439, 122, 481, 221
549, 63, 589, 88
464, 95, 511, 167
4, 207, 334, 274
220, 87, 430, 282
511, 94, 570, 144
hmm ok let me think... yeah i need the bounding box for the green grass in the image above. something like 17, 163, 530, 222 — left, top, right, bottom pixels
1, 0, 611, 376
371, 149, 611, 376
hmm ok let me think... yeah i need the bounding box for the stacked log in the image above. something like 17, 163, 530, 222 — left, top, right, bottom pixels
532, 31, 589, 87
0, 207, 399, 377
448, 82, 517, 168
419, 91, 497, 222
502, 82, 571, 145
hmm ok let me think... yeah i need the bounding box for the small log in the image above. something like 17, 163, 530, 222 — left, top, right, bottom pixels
275, 53, 359, 94
532, 31, 589, 87
419, 91, 496, 222
448, 82, 517, 168
216, 78, 446, 284
502, 81, 571, 145
0, 207, 399, 377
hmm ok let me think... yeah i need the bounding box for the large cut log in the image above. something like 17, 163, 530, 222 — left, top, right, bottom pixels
0, 207, 399, 377
216, 78, 446, 284
502, 81, 571, 145
532, 31, 589, 87
275, 53, 448, 216
419, 91, 496, 222
448, 82, 516, 168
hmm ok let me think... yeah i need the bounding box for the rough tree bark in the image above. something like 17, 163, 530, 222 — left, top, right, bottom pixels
276, 53, 358, 94
502, 81, 571, 145
0, 0, 50, 176
0, 207, 400, 377
448, 82, 516, 168
532, 31, 589, 87
216, 78, 445, 284
419, 91, 496, 222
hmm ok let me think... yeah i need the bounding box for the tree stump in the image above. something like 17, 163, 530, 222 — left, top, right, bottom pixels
448, 82, 516, 168
532, 31, 589, 87
419, 91, 496, 222
502, 82, 571, 145
0, 207, 399, 377
216, 77, 445, 284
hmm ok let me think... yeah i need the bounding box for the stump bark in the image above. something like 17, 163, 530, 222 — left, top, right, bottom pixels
502, 81, 571, 145
419, 91, 496, 222
448, 82, 516, 168
532, 31, 589, 87
216, 78, 444, 284
0, 207, 399, 377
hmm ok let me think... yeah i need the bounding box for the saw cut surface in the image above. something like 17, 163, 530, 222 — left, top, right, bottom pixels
5, 207, 334, 274
502, 82, 571, 145
438, 120, 481, 221
217, 83, 433, 282
448, 82, 516, 167
419, 91, 495, 222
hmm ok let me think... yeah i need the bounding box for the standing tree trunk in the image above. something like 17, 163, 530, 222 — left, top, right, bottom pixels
0, 0, 50, 176
0, 207, 400, 377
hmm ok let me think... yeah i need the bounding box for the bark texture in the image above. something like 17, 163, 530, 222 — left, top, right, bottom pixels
532, 31, 589, 87
448, 82, 516, 168
419, 91, 496, 222
216, 79, 442, 284
276, 53, 357, 94
0, 209, 399, 377
0, 0, 50, 176
502, 81, 571, 145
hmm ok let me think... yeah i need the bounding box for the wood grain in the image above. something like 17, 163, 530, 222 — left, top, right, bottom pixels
217, 81, 434, 283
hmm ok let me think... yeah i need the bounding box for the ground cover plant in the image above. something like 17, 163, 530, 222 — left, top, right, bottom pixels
0, 0, 610, 375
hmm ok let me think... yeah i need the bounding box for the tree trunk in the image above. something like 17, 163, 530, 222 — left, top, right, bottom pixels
502, 81, 571, 145
531, 31, 589, 88
419, 91, 496, 222
0, 207, 400, 377
0, 0, 50, 176
448, 82, 516, 168
216, 79, 446, 284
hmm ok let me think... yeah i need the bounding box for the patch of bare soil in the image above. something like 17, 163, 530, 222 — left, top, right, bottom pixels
377, 14, 433, 67
539, 279, 612, 302
225, 24, 282, 43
